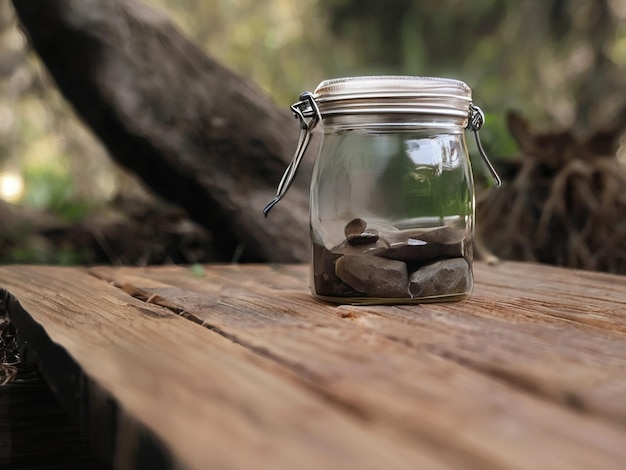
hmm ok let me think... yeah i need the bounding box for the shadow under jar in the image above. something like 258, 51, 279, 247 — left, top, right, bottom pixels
265, 76, 500, 305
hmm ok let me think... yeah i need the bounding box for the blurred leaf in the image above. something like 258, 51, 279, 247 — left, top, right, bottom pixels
21, 163, 93, 221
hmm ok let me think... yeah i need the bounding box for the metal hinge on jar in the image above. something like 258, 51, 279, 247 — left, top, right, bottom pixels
466, 103, 502, 188
263, 92, 320, 217
263, 95, 500, 217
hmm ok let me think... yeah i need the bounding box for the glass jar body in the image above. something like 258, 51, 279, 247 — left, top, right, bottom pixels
310, 117, 475, 304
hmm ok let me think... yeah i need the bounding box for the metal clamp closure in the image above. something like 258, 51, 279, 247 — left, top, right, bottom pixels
264, 97, 501, 217
263, 92, 321, 217
466, 103, 502, 187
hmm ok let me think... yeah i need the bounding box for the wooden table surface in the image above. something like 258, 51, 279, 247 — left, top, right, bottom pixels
1, 261, 625, 469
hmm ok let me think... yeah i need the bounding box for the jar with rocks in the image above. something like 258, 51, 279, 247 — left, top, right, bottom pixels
264, 76, 500, 304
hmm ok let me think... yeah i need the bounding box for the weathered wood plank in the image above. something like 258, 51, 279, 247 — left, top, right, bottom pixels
2, 262, 626, 469
473, 262, 626, 332
87, 262, 626, 469
0, 267, 441, 470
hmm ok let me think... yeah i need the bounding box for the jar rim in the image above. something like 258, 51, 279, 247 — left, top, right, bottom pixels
313, 75, 472, 119
315, 75, 471, 96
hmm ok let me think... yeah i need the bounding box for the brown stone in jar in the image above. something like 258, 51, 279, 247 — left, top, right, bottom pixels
312, 243, 360, 297
335, 254, 410, 298
344, 218, 368, 237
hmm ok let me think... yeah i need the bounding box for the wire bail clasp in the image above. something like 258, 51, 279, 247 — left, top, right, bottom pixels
263, 92, 321, 217
467, 103, 502, 188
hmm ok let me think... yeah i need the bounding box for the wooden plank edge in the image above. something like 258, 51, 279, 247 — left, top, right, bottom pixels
1, 287, 181, 470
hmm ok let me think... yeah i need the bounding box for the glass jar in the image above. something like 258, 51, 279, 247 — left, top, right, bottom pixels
265, 76, 500, 305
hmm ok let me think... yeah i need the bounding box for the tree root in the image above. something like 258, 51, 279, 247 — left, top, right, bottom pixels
477, 112, 626, 274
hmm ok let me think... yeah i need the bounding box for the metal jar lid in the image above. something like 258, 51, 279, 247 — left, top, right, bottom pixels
312, 75, 473, 120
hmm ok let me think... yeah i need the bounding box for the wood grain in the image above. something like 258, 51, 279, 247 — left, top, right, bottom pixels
0, 267, 438, 469
1, 261, 626, 469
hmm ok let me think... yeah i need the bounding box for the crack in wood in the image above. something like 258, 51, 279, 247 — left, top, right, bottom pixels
423, 344, 597, 415
100, 275, 379, 424
175, 310, 376, 422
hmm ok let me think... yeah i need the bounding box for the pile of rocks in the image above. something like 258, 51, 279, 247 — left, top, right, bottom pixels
313, 218, 472, 300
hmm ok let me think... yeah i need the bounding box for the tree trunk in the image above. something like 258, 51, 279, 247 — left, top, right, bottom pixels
11, 0, 312, 263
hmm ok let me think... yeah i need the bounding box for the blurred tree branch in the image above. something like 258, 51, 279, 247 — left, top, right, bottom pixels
11, 0, 312, 263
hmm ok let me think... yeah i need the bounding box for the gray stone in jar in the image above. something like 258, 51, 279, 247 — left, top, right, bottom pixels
347, 230, 379, 246
335, 254, 410, 298
380, 239, 439, 262
379, 228, 428, 245
332, 238, 388, 256
439, 242, 464, 258
418, 226, 466, 245
408, 258, 471, 298
420, 226, 465, 258
380, 226, 466, 261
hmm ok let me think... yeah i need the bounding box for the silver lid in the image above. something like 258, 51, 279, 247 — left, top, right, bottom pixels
313, 76, 472, 119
